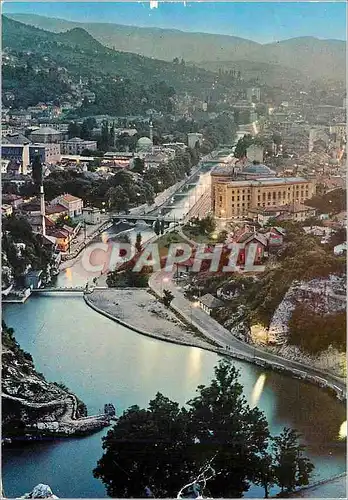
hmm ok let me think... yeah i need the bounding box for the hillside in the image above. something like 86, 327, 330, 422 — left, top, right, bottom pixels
2, 16, 236, 113
2, 323, 110, 440
7, 13, 346, 83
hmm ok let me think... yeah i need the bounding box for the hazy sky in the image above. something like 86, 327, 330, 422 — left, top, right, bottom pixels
3, 2, 347, 43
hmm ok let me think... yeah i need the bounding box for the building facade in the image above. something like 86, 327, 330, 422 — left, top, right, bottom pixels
30, 127, 62, 144
187, 133, 203, 149
60, 137, 98, 155
50, 194, 83, 218
1, 144, 30, 175
29, 144, 61, 164
211, 173, 315, 219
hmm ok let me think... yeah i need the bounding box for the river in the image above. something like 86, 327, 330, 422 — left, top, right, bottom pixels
2, 165, 346, 498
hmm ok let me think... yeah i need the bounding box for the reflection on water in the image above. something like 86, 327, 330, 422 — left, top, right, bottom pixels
251, 373, 267, 408
339, 421, 347, 440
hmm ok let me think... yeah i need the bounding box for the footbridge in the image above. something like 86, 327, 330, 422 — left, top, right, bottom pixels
32, 287, 107, 294
112, 214, 181, 227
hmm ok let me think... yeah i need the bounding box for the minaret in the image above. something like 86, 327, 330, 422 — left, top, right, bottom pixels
149, 121, 153, 145
40, 183, 46, 237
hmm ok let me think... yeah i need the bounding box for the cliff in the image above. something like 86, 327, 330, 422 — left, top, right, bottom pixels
2, 324, 111, 441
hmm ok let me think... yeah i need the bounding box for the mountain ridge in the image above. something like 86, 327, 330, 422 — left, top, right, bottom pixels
6, 12, 346, 83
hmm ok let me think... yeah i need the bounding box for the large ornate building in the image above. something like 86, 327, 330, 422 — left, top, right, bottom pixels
211, 166, 315, 219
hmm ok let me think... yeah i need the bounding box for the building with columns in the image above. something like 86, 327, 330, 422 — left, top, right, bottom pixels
211, 171, 315, 219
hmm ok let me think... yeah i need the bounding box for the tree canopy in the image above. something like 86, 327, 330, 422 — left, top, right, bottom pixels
94, 361, 314, 498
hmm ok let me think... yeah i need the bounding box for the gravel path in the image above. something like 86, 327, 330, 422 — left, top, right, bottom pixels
87, 288, 214, 349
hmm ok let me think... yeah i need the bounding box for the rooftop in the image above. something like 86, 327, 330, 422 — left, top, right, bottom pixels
199, 293, 224, 309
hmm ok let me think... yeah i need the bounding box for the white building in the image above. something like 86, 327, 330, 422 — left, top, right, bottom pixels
83, 207, 101, 225
30, 127, 62, 144
187, 133, 203, 149
60, 137, 98, 155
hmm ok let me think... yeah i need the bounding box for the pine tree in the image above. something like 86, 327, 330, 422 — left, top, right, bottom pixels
272, 428, 314, 494
154, 219, 161, 236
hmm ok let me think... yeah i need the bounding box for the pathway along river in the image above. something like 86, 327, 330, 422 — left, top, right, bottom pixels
2, 166, 346, 498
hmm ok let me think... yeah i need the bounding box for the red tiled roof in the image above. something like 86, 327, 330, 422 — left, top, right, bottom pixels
46, 204, 67, 215
61, 194, 82, 203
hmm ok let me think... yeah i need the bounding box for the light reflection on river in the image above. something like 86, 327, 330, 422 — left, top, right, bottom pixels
2, 166, 346, 498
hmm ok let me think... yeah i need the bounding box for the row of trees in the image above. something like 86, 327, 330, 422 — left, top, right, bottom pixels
94, 361, 314, 498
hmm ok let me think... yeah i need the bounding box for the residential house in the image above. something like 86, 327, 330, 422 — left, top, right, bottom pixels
198, 293, 224, 315
83, 207, 101, 225
266, 227, 286, 247
2, 194, 24, 209
2, 204, 13, 217
235, 230, 268, 265
45, 204, 69, 221
50, 194, 83, 218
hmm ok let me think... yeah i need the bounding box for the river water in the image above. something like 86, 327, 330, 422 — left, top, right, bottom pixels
2, 165, 346, 498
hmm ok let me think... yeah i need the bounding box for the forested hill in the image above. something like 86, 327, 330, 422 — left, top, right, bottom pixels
2, 15, 239, 113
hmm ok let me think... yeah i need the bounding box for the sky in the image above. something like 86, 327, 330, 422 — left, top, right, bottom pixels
3, 2, 347, 43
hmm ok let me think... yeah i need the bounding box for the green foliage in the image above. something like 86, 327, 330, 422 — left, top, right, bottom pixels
305, 188, 346, 215
107, 186, 130, 213
288, 305, 346, 354
272, 428, 314, 493
106, 268, 149, 288
2, 215, 54, 280
162, 289, 174, 307
94, 360, 313, 497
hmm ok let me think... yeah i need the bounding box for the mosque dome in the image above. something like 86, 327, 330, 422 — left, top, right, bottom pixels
242, 163, 276, 176
137, 137, 153, 151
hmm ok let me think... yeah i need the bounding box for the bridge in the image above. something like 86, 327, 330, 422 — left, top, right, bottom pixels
112, 214, 181, 226
32, 287, 107, 294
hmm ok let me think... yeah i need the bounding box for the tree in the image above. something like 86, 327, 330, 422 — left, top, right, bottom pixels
93, 361, 276, 498
154, 219, 161, 236
132, 157, 145, 174
272, 428, 314, 494
68, 121, 80, 139
31, 154, 43, 192
253, 452, 275, 499
135, 232, 142, 253
162, 289, 174, 307
107, 186, 129, 213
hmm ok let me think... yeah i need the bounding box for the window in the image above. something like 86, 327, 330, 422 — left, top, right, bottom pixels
273, 192, 276, 199
242, 203, 245, 207
232, 196, 235, 202
219, 196, 223, 202
237, 203, 240, 207
263, 193, 266, 200
305, 191, 308, 197
248, 195, 250, 201
237, 196, 240, 201
257, 203, 261, 207
278, 191, 281, 198
283, 191, 286, 198
242, 195, 245, 201
232, 204, 234, 208
242, 189, 245, 193
268, 192, 271, 199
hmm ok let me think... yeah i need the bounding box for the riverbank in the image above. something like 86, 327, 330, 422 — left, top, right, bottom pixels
84, 288, 218, 351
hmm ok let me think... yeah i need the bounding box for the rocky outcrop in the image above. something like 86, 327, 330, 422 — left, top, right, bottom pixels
20, 483, 58, 499
2, 325, 111, 441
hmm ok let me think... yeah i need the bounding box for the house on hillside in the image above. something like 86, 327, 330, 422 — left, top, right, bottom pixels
50, 194, 83, 218
198, 293, 224, 316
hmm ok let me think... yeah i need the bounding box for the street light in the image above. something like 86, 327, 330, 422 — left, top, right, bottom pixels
190, 300, 199, 324
161, 276, 169, 295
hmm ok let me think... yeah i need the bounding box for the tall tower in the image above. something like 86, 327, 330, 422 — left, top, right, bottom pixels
40, 183, 46, 237
149, 121, 153, 144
